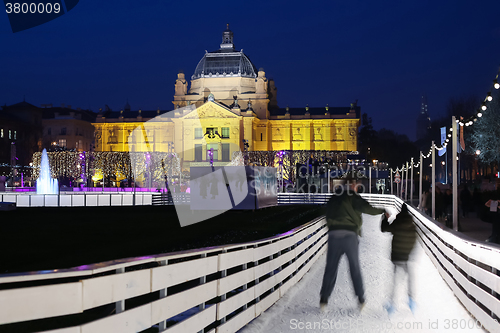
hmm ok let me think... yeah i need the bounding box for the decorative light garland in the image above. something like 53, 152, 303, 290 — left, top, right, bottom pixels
392, 67, 500, 176
29, 151, 181, 184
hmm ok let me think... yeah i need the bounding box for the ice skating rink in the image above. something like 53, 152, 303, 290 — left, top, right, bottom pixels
240, 209, 487, 333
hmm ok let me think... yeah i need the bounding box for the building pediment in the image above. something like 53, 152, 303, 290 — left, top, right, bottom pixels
181, 101, 240, 120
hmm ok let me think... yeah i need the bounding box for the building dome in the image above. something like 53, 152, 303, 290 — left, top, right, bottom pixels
192, 25, 257, 79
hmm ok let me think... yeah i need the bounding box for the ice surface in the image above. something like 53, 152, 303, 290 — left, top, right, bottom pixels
240, 208, 486, 333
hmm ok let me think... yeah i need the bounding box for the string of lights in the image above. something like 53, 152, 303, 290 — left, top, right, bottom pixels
390, 68, 500, 177
29, 151, 181, 183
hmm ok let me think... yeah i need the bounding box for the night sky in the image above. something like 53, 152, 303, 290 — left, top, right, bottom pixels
1, 0, 500, 141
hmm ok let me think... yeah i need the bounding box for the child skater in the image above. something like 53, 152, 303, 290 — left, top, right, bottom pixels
381, 203, 417, 314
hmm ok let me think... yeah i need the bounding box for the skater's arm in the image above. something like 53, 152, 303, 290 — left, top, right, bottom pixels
380, 216, 392, 233
353, 195, 385, 216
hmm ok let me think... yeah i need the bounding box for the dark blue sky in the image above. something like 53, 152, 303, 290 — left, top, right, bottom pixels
1, 0, 500, 141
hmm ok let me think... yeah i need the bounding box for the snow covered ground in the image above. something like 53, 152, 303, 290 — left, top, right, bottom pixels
240, 208, 487, 333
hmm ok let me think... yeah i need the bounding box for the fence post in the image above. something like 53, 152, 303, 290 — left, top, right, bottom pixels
159, 260, 168, 332
419, 152, 423, 212
452, 116, 458, 231
242, 246, 248, 310
254, 244, 260, 303
410, 158, 414, 205
432, 141, 435, 220
197, 254, 206, 333
492, 267, 498, 319
405, 161, 409, 202
369, 166, 371, 194
390, 168, 393, 195
220, 249, 227, 324
116, 267, 125, 314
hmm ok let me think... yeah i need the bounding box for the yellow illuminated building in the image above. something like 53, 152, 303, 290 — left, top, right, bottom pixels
93, 25, 360, 168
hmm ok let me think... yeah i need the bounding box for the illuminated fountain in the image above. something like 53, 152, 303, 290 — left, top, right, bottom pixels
36, 149, 59, 194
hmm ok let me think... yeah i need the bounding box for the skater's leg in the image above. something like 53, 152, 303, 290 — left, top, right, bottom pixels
344, 232, 364, 302
389, 264, 398, 301
320, 231, 344, 301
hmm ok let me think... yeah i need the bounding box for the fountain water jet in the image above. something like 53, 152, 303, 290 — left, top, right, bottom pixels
36, 149, 59, 194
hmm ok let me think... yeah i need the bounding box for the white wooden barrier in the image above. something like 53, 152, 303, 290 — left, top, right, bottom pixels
281, 193, 500, 332
0, 215, 328, 333
0, 192, 153, 207
362, 194, 500, 333
3, 193, 497, 332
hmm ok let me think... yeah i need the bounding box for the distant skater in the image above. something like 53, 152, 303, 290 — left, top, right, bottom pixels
381, 203, 417, 314
319, 178, 389, 312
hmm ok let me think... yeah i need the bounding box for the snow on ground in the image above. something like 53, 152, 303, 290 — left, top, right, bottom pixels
240, 208, 487, 333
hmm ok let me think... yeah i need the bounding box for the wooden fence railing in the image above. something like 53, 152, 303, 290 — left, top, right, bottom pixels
2, 193, 499, 332
0, 216, 328, 333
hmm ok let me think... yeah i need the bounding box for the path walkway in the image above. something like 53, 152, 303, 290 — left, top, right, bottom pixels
240, 209, 487, 333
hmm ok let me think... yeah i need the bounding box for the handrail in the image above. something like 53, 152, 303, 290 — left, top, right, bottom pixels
2, 194, 499, 332
0, 215, 328, 333
363, 194, 500, 333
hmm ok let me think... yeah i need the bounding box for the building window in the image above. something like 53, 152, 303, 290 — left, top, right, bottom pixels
221, 127, 230, 138
260, 133, 263, 141
60, 128, 66, 135
207, 143, 218, 161
9, 130, 11, 139
222, 143, 230, 161
59, 139, 66, 147
195, 144, 202, 162
195, 128, 203, 139
14, 131, 16, 140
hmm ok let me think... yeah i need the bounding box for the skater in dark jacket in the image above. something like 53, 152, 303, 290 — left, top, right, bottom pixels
319, 178, 389, 312
381, 203, 417, 314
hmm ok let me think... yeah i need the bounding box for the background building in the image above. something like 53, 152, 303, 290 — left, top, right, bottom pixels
0, 101, 43, 176
41, 104, 96, 151
93, 26, 361, 170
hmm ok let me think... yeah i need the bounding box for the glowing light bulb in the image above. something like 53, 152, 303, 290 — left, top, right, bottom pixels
478, 112, 482, 117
